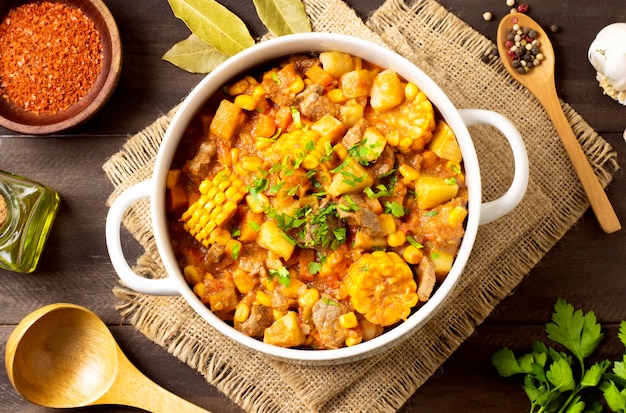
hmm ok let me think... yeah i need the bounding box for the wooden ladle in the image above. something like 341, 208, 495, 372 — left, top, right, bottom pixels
5, 303, 210, 412
497, 13, 621, 234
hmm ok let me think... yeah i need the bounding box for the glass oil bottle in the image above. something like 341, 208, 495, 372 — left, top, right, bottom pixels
0, 170, 60, 273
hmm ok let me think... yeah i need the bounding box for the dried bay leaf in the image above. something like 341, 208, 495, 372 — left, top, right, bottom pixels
167, 0, 255, 56
163, 34, 229, 74
253, 0, 311, 37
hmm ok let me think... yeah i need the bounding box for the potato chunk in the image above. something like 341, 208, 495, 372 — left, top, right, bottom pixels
326, 155, 374, 197
415, 174, 459, 210
370, 69, 404, 112
311, 114, 346, 143
257, 221, 295, 260
319, 51, 354, 78
341, 69, 373, 99
429, 120, 462, 162
263, 311, 306, 347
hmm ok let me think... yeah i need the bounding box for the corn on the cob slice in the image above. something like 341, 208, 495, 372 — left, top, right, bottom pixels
344, 251, 418, 327
181, 169, 247, 247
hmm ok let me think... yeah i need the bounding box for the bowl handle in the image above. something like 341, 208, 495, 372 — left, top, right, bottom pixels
105, 180, 180, 296
458, 109, 529, 225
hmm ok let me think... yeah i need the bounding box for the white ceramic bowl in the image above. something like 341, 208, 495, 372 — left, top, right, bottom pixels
106, 33, 528, 365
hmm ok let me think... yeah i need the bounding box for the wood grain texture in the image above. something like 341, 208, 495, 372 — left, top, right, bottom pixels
1, 0, 625, 412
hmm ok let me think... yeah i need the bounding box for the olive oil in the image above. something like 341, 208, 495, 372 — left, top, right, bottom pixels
0, 171, 60, 273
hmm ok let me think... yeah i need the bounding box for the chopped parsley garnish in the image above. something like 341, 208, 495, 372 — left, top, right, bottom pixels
364, 184, 394, 199
271, 72, 281, 85
257, 127, 282, 143
269, 266, 291, 287
348, 138, 384, 166
307, 261, 322, 275
291, 106, 302, 128
384, 201, 405, 218
406, 235, 423, 249
247, 220, 261, 232
248, 176, 268, 196
321, 296, 338, 306
231, 242, 241, 260
338, 194, 359, 212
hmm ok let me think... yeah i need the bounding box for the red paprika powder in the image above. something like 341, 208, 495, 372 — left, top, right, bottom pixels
0, 2, 103, 115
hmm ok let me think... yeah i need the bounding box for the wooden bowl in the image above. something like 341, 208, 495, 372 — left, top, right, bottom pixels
0, 0, 122, 134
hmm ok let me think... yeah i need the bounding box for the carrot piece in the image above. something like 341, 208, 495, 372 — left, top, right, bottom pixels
168, 186, 188, 213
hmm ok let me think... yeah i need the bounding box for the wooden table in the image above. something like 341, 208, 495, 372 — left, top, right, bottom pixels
2, 1, 625, 411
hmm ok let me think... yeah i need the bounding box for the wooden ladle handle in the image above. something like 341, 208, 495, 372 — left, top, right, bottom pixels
96, 345, 211, 413
540, 91, 621, 234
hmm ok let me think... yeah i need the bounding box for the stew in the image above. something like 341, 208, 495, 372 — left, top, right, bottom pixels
166, 52, 468, 349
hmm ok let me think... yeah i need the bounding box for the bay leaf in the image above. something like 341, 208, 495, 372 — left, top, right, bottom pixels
252, 0, 312, 37
167, 0, 255, 56
162, 34, 229, 74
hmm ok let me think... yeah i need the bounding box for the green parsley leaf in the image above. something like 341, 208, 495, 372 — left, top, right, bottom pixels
321, 296, 338, 306
231, 242, 241, 260
269, 266, 291, 287
492, 299, 614, 413
272, 72, 281, 85
384, 201, 405, 218
248, 220, 261, 232
545, 299, 604, 364
406, 236, 423, 249
291, 106, 302, 128
307, 261, 322, 275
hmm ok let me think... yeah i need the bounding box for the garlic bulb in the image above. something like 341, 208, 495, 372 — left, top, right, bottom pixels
588, 23, 626, 105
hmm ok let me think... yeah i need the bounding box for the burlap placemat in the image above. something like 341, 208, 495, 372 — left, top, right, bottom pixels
103, 0, 619, 412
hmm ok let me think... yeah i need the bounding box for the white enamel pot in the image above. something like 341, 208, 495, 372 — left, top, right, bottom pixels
106, 33, 528, 365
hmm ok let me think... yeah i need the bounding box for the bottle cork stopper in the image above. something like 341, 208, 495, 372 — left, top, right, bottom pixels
0, 193, 6, 227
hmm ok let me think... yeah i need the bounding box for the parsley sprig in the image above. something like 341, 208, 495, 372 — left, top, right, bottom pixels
492, 299, 626, 413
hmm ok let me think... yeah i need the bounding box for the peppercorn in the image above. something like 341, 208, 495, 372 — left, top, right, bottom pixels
503, 24, 543, 74
517, 3, 529, 13
550, 24, 560, 33
506, 0, 515, 6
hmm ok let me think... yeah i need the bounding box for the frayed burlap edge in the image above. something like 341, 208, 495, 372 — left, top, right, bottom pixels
104, 0, 619, 412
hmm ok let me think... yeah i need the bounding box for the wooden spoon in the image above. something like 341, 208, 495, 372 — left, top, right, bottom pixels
497, 13, 621, 234
5, 303, 210, 412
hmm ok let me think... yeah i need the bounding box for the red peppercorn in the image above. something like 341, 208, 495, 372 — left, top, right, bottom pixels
505, 40, 514, 48
517, 4, 529, 13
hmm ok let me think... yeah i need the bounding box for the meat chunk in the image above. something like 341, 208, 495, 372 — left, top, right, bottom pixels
205, 243, 225, 264
341, 118, 367, 150
186, 141, 217, 179
336, 193, 383, 236
416, 256, 436, 302
238, 253, 268, 278
235, 301, 273, 338
312, 296, 348, 348
296, 83, 337, 121
297, 200, 345, 250
367, 145, 395, 178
